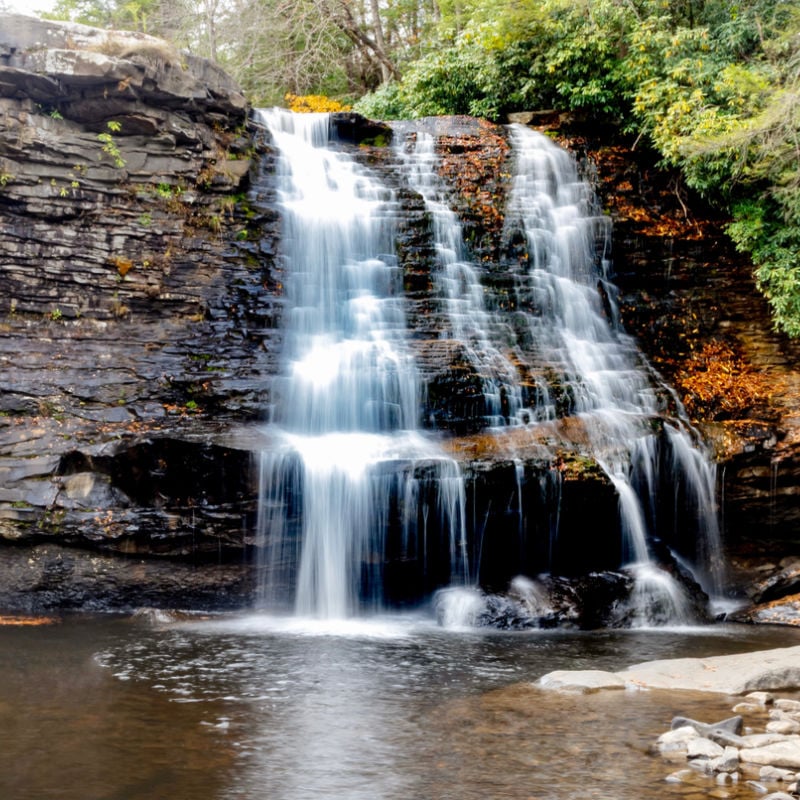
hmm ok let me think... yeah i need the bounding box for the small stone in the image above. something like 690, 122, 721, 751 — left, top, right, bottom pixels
717, 772, 734, 785
760, 765, 796, 782
666, 768, 696, 784
659, 726, 701, 752
776, 700, 800, 713
767, 720, 800, 735
762, 793, 796, 800
688, 738, 725, 759
747, 781, 769, 794
748, 692, 776, 707
710, 746, 740, 773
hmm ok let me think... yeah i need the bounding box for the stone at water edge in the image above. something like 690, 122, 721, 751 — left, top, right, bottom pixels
709, 746, 740, 773
657, 725, 701, 752
536, 669, 626, 693
672, 714, 744, 737
686, 737, 725, 759
760, 765, 797, 782
740, 741, 800, 770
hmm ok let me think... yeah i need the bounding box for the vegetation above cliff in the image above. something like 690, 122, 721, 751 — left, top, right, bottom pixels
42, 0, 800, 337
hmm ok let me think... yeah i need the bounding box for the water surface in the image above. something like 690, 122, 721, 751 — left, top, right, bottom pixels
1, 614, 798, 800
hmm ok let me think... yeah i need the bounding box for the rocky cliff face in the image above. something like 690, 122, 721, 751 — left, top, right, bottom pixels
1, 14, 798, 621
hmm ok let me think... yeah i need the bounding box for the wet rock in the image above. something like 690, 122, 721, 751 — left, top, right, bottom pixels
0, 543, 253, 612
537, 669, 626, 693
760, 766, 797, 782
687, 738, 725, 759
734, 595, 800, 627
753, 564, 800, 605
741, 742, 800, 770
658, 726, 701, 752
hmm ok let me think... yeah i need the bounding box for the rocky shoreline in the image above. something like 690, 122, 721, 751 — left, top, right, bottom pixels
538, 646, 800, 799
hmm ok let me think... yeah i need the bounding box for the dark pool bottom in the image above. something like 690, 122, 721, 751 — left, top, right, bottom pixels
1, 614, 798, 800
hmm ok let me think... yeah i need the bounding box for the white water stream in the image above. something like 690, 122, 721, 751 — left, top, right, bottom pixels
255, 110, 467, 618
256, 110, 723, 625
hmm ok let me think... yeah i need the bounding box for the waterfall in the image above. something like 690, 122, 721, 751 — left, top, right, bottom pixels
255, 109, 468, 618
254, 109, 724, 626
504, 124, 723, 619
395, 128, 527, 426
396, 121, 723, 624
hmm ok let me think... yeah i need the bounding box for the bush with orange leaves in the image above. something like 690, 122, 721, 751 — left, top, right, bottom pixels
285, 94, 352, 113
676, 340, 768, 421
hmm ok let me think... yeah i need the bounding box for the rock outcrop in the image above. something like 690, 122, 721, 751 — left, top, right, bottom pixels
2, 14, 799, 616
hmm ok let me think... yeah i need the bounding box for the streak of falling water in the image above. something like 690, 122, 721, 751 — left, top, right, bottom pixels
254, 109, 468, 618
505, 125, 724, 619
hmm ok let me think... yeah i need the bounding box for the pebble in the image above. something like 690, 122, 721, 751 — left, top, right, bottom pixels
767, 720, 800, 735
748, 693, 776, 707
687, 738, 725, 759
760, 765, 796, 782
659, 726, 701, 752
776, 700, 800, 713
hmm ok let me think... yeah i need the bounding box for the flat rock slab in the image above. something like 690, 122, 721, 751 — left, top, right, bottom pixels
538, 645, 800, 694
537, 669, 627, 693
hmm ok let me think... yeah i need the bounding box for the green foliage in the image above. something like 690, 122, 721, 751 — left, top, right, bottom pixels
41, 0, 800, 336
97, 121, 125, 169
353, 82, 408, 119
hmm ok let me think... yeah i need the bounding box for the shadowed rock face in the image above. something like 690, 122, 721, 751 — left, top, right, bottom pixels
0, 15, 797, 619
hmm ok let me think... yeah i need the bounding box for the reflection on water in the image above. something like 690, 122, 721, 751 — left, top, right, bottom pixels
1, 615, 799, 800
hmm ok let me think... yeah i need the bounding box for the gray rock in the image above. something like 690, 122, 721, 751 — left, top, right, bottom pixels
741, 741, 800, 770
688, 737, 726, 759
760, 765, 797, 782
658, 725, 700, 752
537, 669, 626, 693
673, 714, 744, 736
710, 746, 741, 773
619, 647, 800, 693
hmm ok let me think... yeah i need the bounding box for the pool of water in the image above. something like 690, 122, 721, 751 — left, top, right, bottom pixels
1, 613, 798, 800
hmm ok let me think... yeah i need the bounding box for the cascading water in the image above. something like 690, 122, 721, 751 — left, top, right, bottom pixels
503, 124, 723, 621
396, 121, 723, 625
395, 128, 527, 426
255, 109, 468, 618
255, 109, 724, 627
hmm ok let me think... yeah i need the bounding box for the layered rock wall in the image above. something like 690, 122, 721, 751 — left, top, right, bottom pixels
1, 15, 799, 618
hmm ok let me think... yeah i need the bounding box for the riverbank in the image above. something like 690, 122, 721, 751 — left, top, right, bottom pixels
539, 644, 800, 695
